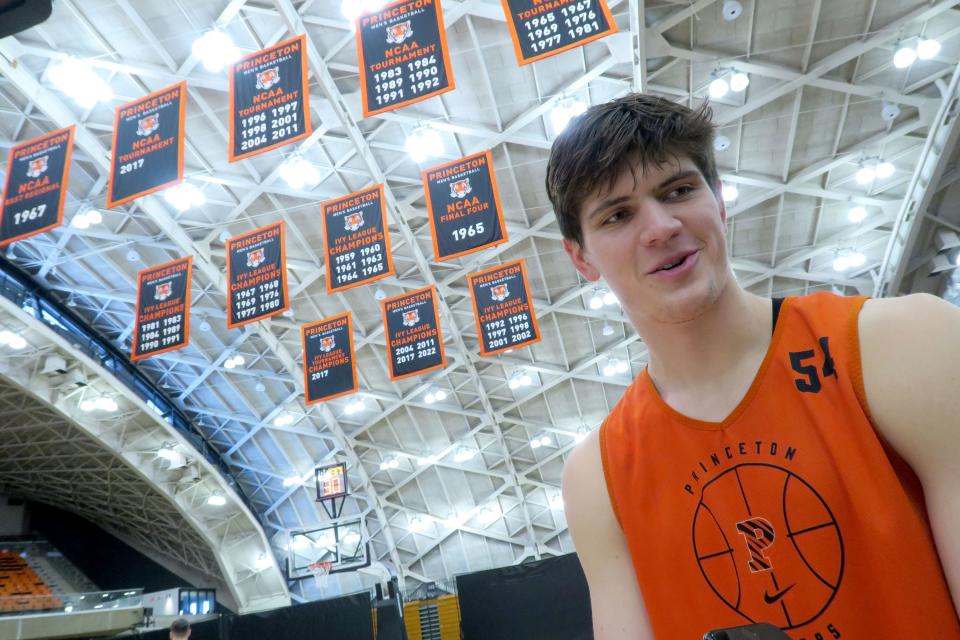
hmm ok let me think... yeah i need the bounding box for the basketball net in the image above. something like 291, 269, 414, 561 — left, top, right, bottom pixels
308, 560, 333, 593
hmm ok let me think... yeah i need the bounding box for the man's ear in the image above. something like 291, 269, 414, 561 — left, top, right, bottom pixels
714, 180, 728, 229
563, 238, 601, 282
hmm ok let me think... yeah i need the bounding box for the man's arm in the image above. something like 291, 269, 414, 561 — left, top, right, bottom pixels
859, 293, 960, 613
562, 429, 654, 639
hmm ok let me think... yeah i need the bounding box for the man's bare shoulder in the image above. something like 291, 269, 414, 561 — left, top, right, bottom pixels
859, 293, 960, 477
562, 428, 616, 528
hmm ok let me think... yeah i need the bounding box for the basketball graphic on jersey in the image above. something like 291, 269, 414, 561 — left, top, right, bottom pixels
692, 463, 844, 630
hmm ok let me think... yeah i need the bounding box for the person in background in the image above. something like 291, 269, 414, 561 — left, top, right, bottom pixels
169, 617, 191, 640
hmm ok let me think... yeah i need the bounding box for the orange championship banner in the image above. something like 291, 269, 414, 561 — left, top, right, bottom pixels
423, 150, 508, 261
468, 259, 541, 356
0, 126, 75, 246
225, 221, 289, 328
501, 0, 617, 66
132, 257, 193, 361
381, 285, 446, 380
107, 82, 186, 208
356, 0, 455, 117
229, 34, 312, 161
321, 184, 395, 293
302, 312, 358, 405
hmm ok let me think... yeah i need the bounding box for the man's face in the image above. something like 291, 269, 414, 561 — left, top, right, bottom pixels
563, 157, 731, 325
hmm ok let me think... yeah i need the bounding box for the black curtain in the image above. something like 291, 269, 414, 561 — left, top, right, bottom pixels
225, 594, 373, 640
456, 553, 593, 640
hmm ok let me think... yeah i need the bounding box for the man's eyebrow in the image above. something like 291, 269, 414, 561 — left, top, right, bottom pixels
586, 195, 631, 221
585, 170, 702, 221
657, 169, 700, 189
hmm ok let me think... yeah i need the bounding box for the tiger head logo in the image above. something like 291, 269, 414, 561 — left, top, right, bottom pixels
344, 212, 364, 232
256, 67, 280, 91
26, 156, 48, 179
246, 248, 266, 268
137, 114, 159, 137
491, 283, 509, 302
450, 178, 472, 199
154, 282, 172, 301
402, 309, 419, 327
386, 20, 413, 44
320, 336, 335, 352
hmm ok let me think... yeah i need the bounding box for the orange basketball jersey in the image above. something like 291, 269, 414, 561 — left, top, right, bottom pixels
600, 292, 960, 639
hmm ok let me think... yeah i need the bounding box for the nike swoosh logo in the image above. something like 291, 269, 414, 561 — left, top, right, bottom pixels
764, 584, 795, 604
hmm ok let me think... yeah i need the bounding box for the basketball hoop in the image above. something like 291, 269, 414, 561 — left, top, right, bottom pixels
308, 560, 333, 591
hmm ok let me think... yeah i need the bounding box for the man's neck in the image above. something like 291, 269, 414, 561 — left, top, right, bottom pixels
640, 283, 773, 396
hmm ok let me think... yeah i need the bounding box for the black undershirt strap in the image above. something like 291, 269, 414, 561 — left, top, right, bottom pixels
772, 297, 784, 333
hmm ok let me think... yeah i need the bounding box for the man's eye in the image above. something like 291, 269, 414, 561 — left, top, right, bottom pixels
602, 210, 627, 225
666, 185, 695, 199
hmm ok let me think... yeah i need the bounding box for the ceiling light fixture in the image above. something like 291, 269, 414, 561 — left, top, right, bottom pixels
708, 73, 729, 99
893, 40, 918, 69
47, 58, 113, 108
453, 447, 475, 463
508, 368, 533, 390
721, 183, 739, 202
223, 354, 245, 370
602, 357, 630, 377
207, 494, 226, 506
549, 97, 588, 135
477, 505, 500, 525
729, 71, 750, 92
714, 135, 732, 152
602, 321, 614, 336
278, 156, 320, 190
549, 492, 564, 510
847, 205, 867, 223
424, 388, 447, 404
192, 30, 242, 73
875, 161, 896, 180
273, 413, 294, 427
254, 553, 272, 571
344, 398, 365, 415
854, 163, 876, 185
409, 515, 429, 532
917, 38, 941, 60
164, 182, 205, 212
80, 396, 118, 412
0, 330, 27, 350
405, 124, 444, 163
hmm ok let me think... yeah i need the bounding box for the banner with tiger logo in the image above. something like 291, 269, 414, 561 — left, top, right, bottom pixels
132, 256, 192, 360
225, 221, 289, 328
468, 259, 541, 356
107, 82, 185, 208
229, 34, 312, 161
501, 0, 617, 66
321, 184, 395, 292
382, 285, 445, 380
356, 0, 455, 117
0, 126, 74, 246
302, 312, 357, 404
423, 149, 508, 261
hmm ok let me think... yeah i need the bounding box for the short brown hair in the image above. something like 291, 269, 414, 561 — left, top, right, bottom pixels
545, 94, 719, 246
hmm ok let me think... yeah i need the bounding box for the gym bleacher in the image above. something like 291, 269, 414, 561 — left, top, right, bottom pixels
0, 550, 62, 613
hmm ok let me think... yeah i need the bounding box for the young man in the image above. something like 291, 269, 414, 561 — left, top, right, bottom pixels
547, 94, 960, 639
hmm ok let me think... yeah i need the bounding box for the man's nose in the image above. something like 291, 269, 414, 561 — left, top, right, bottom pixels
637, 202, 682, 246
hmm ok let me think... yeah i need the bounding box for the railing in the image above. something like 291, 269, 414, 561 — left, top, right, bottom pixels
0, 588, 143, 617
0, 256, 261, 528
